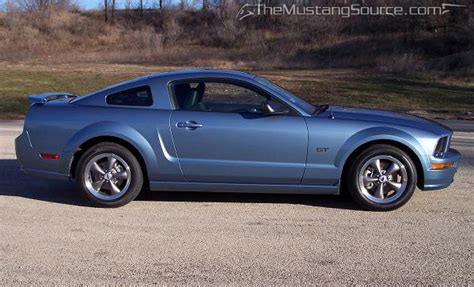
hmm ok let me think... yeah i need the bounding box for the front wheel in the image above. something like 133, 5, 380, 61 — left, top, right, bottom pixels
76, 142, 144, 207
347, 144, 417, 211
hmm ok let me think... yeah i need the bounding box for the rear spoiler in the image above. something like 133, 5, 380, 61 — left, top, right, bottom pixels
29, 92, 78, 105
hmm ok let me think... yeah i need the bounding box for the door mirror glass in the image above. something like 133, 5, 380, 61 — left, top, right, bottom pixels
262, 100, 289, 115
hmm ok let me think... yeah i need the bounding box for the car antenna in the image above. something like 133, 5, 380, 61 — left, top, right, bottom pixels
328, 40, 335, 120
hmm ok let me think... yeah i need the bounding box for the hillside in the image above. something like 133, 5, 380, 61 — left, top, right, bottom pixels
0, 5, 472, 75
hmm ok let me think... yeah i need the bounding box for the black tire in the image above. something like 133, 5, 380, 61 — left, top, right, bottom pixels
76, 142, 144, 207
346, 144, 417, 211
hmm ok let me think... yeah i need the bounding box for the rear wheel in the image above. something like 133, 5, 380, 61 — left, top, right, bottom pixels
347, 144, 417, 211
76, 142, 143, 207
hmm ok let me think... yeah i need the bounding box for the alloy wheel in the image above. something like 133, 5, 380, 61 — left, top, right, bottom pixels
83, 153, 132, 201
357, 155, 408, 204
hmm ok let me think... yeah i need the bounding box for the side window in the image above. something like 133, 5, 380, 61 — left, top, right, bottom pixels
106, 86, 153, 107
173, 81, 268, 113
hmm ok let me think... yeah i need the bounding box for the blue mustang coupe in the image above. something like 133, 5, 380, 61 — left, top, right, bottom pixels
15, 70, 461, 210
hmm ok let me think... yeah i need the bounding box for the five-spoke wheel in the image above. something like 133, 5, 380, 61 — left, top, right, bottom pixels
84, 153, 132, 201
77, 142, 143, 207
358, 155, 408, 204
347, 144, 417, 211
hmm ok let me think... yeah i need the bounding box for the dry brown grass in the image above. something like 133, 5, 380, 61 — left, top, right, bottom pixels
0, 10, 165, 63
0, 6, 472, 77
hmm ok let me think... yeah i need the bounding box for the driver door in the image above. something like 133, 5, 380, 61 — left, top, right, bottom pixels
169, 79, 308, 184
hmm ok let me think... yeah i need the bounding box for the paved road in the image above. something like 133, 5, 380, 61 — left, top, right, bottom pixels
0, 120, 472, 285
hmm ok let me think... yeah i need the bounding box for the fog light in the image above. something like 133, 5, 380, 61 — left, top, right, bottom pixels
431, 162, 453, 170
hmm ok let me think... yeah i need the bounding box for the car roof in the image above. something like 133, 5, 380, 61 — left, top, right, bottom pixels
121, 69, 256, 86
150, 69, 257, 80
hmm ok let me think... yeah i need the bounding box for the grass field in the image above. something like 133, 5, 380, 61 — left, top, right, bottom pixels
0, 63, 473, 119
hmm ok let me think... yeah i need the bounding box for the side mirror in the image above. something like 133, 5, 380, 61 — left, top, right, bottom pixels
262, 100, 289, 115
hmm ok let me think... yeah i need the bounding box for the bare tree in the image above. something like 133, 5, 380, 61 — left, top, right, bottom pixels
104, 0, 108, 23
16, 0, 74, 12
18, 0, 50, 11
2, 0, 21, 12
179, 0, 185, 9
111, 0, 115, 23
124, 0, 132, 10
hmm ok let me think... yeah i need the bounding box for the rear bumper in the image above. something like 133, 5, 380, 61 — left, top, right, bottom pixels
422, 148, 461, 191
15, 131, 30, 168
15, 131, 69, 181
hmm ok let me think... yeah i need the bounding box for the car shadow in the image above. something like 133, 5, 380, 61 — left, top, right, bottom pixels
0, 159, 359, 210
0, 159, 89, 206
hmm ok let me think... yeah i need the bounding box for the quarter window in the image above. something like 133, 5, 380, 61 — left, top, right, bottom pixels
106, 86, 153, 107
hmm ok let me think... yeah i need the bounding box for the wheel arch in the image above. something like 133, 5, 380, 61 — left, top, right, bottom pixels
340, 139, 425, 191
62, 121, 158, 185
69, 136, 150, 188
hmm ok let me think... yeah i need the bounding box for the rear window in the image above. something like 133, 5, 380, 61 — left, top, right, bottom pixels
106, 86, 153, 107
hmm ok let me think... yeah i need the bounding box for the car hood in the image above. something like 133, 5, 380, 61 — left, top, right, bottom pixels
325, 106, 451, 135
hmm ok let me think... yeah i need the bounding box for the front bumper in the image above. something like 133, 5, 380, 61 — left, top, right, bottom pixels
422, 148, 461, 191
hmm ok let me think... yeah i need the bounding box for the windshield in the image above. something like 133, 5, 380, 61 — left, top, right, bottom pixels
254, 76, 316, 115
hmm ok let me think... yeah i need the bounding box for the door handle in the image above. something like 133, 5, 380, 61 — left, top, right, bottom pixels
176, 121, 203, 130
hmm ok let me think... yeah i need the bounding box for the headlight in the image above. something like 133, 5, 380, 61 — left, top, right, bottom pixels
434, 135, 450, 158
